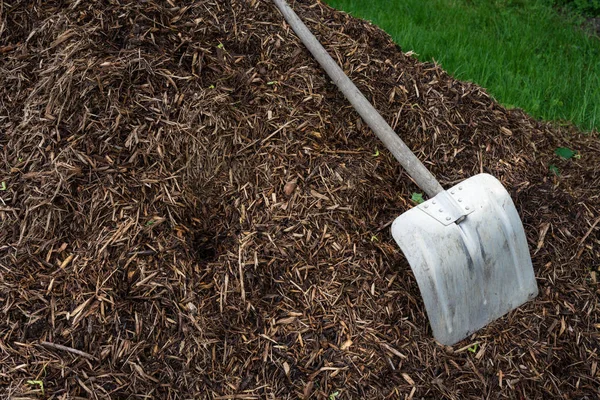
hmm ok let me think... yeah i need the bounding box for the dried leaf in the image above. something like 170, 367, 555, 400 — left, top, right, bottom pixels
284, 180, 297, 196
402, 373, 415, 385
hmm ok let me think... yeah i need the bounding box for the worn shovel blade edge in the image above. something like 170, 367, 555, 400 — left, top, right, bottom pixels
391, 173, 538, 346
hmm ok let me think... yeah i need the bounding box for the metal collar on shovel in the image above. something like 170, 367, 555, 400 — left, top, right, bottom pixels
273, 0, 538, 345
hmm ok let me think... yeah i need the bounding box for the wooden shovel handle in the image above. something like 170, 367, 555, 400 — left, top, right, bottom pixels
273, 0, 444, 197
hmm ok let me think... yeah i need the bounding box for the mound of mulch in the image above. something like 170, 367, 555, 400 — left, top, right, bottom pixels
1, 0, 599, 398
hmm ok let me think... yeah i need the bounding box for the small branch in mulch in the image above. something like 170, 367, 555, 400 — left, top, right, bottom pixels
39, 341, 97, 361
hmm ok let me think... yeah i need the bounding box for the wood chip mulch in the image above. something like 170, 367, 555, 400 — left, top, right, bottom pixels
1, 0, 599, 398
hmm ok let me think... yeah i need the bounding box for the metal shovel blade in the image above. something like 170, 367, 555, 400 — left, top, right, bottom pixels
391, 173, 538, 345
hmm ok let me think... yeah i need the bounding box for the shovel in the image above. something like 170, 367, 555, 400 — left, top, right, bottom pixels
273, 0, 538, 345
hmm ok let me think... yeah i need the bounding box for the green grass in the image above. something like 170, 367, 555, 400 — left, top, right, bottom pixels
325, 0, 600, 132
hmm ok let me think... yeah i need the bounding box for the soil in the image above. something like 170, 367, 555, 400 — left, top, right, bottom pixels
1, 0, 599, 399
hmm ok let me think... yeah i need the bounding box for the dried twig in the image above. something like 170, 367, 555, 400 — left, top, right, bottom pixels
40, 341, 97, 360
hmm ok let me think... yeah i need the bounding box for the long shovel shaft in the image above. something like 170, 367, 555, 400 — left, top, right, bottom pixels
273, 0, 444, 197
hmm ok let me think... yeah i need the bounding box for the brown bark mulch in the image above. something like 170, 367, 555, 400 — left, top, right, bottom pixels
1, 0, 599, 398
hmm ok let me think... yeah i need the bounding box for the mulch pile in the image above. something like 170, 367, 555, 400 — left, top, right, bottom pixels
1, 0, 599, 398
